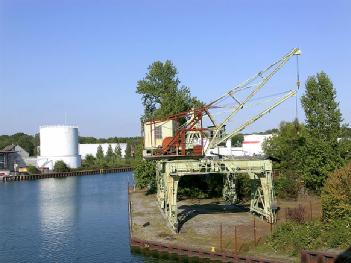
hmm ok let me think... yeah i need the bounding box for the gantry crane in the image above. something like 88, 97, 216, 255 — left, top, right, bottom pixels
142, 48, 301, 232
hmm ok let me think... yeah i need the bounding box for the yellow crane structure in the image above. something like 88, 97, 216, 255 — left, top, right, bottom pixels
143, 48, 301, 232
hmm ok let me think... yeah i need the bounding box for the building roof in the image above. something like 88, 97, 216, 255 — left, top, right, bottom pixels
1, 144, 17, 152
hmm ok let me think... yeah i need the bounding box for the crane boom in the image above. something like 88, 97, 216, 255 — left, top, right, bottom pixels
206, 48, 301, 150
210, 90, 296, 148
142, 48, 301, 159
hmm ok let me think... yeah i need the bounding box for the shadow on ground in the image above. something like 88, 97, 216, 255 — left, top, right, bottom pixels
335, 247, 351, 263
177, 202, 249, 231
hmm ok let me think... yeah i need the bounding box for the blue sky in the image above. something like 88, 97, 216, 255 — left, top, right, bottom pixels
1, 0, 350, 137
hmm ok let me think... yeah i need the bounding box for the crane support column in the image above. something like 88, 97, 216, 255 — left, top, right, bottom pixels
156, 158, 276, 233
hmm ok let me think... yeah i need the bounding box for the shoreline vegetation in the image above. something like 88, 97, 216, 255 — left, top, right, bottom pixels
133, 63, 351, 261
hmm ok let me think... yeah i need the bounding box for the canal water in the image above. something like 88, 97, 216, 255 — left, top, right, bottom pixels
0, 172, 174, 263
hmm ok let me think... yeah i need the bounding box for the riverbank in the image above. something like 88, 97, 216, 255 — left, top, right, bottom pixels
1, 167, 132, 182
129, 190, 323, 262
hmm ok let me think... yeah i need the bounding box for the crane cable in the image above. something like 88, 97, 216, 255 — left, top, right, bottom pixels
295, 54, 300, 117
295, 52, 301, 133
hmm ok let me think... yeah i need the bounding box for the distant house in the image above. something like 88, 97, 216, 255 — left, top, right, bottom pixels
79, 143, 127, 159
206, 134, 272, 157
0, 144, 29, 174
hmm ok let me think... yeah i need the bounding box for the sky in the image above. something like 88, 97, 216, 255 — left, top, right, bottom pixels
0, 0, 350, 137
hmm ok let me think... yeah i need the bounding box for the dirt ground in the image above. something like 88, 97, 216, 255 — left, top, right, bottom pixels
130, 190, 321, 262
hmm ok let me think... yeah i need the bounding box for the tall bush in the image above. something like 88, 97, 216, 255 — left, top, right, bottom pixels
53, 160, 70, 172
321, 161, 351, 221
300, 72, 344, 191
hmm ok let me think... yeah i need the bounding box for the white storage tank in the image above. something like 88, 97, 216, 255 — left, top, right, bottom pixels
37, 125, 81, 170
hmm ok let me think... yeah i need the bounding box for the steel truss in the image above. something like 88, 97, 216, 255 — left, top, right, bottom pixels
156, 158, 276, 232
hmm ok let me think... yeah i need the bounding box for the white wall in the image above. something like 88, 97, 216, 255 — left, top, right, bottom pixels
38, 125, 81, 169
205, 134, 272, 157
242, 134, 272, 156
79, 143, 127, 159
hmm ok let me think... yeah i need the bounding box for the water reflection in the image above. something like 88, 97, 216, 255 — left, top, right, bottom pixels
0, 173, 174, 263
38, 178, 78, 261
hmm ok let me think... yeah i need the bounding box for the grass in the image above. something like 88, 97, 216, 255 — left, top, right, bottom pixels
254, 219, 350, 258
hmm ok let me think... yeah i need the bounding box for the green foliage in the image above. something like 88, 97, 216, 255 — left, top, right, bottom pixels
125, 143, 132, 160
53, 160, 70, 172
105, 144, 115, 165
274, 171, 300, 199
115, 144, 122, 159
79, 136, 141, 145
136, 60, 201, 121
178, 174, 222, 199
301, 72, 343, 142
236, 174, 251, 201
178, 187, 207, 199
321, 161, 351, 222
133, 159, 156, 193
26, 165, 40, 174
262, 120, 306, 171
134, 60, 202, 192
82, 154, 96, 168
0, 133, 37, 156
300, 72, 344, 191
262, 121, 304, 198
231, 134, 244, 147
95, 145, 105, 166
265, 220, 350, 256
264, 73, 346, 193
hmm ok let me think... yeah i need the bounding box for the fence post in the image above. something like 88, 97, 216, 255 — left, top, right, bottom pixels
270, 222, 273, 234
310, 200, 313, 221
253, 217, 256, 247
220, 223, 223, 252
234, 225, 237, 254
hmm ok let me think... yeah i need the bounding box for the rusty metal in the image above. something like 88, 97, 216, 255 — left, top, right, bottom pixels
301, 250, 338, 263
131, 237, 285, 263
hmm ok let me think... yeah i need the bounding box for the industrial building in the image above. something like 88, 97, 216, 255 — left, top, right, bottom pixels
206, 134, 272, 157
0, 145, 29, 175
79, 143, 127, 159
37, 125, 81, 170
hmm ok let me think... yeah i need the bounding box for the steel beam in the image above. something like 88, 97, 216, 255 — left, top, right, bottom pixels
156, 158, 276, 232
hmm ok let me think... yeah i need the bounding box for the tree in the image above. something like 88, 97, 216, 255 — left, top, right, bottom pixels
136, 60, 201, 121
321, 161, 351, 221
262, 121, 306, 199
231, 134, 244, 147
82, 154, 96, 168
134, 60, 201, 190
301, 72, 342, 143
115, 144, 122, 159
27, 165, 40, 174
125, 143, 131, 160
96, 145, 105, 167
53, 160, 70, 172
134, 159, 156, 192
105, 144, 115, 165
300, 72, 344, 191
263, 120, 306, 171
